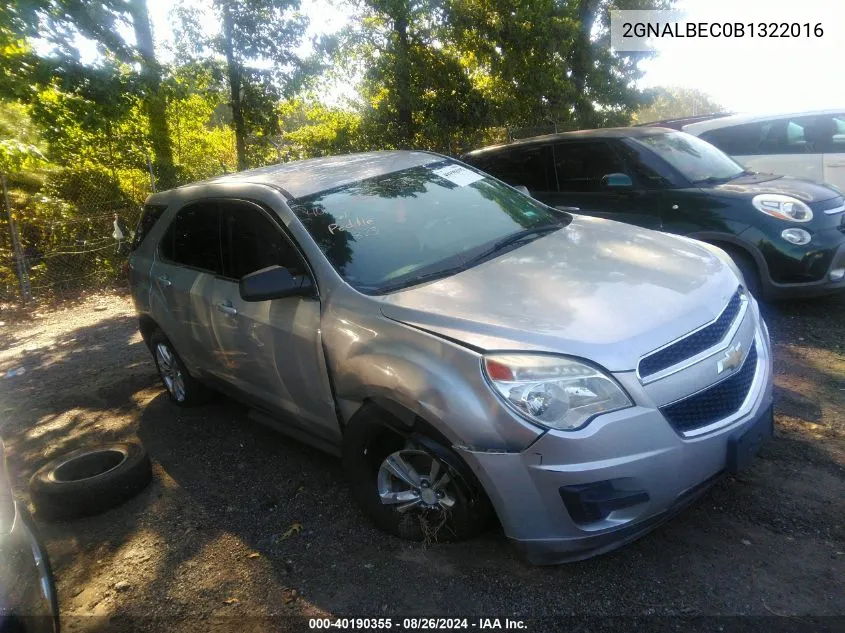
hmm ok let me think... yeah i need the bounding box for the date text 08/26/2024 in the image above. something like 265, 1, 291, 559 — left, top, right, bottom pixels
309, 618, 528, 630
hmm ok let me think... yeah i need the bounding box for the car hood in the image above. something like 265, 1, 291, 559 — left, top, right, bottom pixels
708, 174, 840, 203
377, 216, 741, 372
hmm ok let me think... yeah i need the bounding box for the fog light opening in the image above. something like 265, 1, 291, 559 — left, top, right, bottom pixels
830, 268, 845, 282
781, 228, 811, 246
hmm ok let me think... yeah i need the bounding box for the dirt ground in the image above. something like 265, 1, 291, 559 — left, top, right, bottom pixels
0, 291, 843, 632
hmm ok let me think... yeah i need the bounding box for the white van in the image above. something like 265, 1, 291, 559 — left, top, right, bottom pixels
673, 110, 845, 191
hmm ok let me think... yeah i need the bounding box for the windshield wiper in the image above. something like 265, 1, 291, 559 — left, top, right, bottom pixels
371, 222, 565, 295
694, 170, 753, 185
730, 169, 755, 180
693, 175, 733, 185
462, 222, 566, 267
372, 264, 471, 295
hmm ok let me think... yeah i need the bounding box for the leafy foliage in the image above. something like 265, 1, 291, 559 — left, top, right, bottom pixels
0, 0, 681, 303
173, 0, 310, 169
634, 86, 726, 124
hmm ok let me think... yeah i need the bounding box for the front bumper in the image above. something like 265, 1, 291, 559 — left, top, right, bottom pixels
457, 322, 774, 565
0, 502, 59, 632
752, 226, 845, 299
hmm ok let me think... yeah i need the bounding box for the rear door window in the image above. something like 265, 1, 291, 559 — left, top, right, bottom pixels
219, 202, 305, 280
470, 146, 555, 192
159, 202, 222, 274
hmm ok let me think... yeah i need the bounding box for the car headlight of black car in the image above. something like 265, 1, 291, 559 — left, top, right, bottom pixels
752, 194, 813, 222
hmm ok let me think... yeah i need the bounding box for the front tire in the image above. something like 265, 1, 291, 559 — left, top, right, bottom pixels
722, 246, 764, 300
150, 330, 208, 407
343, 407, 493, 543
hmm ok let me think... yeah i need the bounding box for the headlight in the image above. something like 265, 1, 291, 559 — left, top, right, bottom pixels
752, 194, 813, 222
483, 354, 633, 431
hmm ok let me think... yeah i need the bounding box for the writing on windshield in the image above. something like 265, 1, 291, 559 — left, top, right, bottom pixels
291, 162, 561, 293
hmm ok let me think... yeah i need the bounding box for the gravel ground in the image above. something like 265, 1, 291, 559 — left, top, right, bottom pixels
0, 291, 843, 632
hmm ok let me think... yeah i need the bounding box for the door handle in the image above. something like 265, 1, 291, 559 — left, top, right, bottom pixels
216, 302, 238, 316
827, 162, 845, 168
556, 206, 581, 212
157, 275, 171, 287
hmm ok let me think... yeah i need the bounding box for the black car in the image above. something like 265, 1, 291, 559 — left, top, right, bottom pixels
1, 439, 59, 633
463, 128, 845, 300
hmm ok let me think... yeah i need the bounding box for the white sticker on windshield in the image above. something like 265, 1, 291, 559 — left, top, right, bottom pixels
432, 165, 485, 187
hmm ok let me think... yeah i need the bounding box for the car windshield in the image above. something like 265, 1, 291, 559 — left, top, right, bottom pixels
291, 161, 566, 294
634, 131, 745, 184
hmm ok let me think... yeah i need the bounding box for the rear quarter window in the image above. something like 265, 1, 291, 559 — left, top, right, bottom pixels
131, 204, 167, 251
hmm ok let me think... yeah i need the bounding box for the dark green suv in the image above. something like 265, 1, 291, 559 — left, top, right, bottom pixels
463, 128, 845, 300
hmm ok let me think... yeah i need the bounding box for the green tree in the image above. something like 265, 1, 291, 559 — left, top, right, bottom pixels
0, 0, 177, 186
0, 101, 45, 176
449, 0, 672, 131
174, 0, 309, 170
333, 0, 488, 152
167, 66, 238, 180
275, 99, 365, 161
633, 86, 725, 124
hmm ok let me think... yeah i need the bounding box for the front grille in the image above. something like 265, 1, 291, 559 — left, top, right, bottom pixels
639, 289, 743, 378
660, 342, 758, 433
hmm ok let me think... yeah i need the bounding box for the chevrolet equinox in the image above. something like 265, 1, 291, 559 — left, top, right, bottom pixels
129, 151, 774, 563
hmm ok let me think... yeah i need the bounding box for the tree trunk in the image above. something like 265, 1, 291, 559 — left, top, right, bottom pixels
222, 4, 248, 171
571, 0, 599, 128
393, 7, 413, 147
129, 0, 175, 188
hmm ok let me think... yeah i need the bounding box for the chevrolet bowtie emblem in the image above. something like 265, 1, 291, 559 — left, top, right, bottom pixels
717, 343, 744, 374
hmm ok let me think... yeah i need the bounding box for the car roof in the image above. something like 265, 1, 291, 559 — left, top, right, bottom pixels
149, 150, 443, 203
462, 127, 678, 158
634, 113, 732, 130
682, 109, 845, 135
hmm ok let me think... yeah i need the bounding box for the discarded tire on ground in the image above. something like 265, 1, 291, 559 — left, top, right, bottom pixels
29, 441, 152, 521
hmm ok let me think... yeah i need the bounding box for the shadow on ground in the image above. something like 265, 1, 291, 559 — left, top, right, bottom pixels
0, 295, 842, 632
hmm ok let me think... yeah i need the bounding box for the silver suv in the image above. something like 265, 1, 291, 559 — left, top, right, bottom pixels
129, 151, 774, 563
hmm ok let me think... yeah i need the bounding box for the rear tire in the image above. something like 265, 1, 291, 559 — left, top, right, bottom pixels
343, 406, 493, 543
150, 330, 209, 407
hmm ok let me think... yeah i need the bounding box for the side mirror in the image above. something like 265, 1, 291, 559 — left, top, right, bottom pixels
513, 185, 531, 197
239, 265, 314, 302
602, 173, 633, 189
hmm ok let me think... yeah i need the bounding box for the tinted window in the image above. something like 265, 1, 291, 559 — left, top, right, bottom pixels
796, 114, 845, 153
292, 161, 564, 294
700, 122, 770, 156
472, 146, 554, 191
132, 204, 166, 251
701, 114, 845, 156
160, 203, 221, 273
220, 203, 303, 279
552, 142, 625, 192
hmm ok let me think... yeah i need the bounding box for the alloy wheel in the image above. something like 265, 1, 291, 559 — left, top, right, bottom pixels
376, 449, 457, 513
155, 342, 186, 402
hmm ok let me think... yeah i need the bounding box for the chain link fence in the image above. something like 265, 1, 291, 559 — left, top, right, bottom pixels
0, 167, 151, 307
